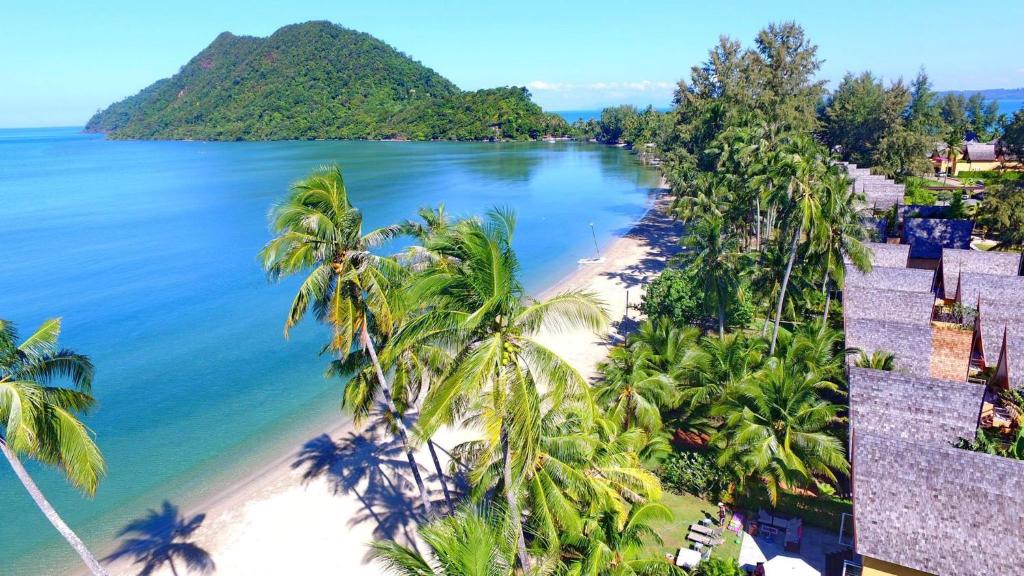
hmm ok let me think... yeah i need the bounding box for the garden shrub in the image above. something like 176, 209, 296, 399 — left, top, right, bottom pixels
657, 451, 729, 499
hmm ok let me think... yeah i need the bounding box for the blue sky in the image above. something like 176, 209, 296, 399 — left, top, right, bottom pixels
3, 0, 1023, 127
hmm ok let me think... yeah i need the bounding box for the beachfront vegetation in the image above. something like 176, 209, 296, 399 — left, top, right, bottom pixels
87, 21, 567, 141
257, 22, 870, 574
0, 319, 108, 575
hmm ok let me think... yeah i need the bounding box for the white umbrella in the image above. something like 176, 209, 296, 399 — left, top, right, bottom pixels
763, 555, 819, 576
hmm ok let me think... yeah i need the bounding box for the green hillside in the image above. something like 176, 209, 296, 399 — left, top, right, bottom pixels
85, 21, 566, 141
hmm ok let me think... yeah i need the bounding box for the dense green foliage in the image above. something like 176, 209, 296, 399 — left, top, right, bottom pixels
639, 268, 702, 325
86, 22, 566, 141
657, 451, 729, 499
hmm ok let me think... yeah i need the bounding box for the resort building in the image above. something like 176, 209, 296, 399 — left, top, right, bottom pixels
841, 237, 1024, 573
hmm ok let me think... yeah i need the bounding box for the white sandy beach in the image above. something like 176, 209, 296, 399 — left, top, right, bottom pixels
101, 185, 681, 576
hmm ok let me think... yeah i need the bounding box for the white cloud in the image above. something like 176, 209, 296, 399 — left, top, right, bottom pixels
525, 80, 676, 110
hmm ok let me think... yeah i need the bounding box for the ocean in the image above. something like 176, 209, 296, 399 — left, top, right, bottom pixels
0, 128, 660, 574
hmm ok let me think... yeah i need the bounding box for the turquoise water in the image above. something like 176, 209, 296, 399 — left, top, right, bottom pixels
0, 128, 660, 575
997, 99, 1023, 117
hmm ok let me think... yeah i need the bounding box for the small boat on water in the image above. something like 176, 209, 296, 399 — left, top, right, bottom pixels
577, 223, 604, 265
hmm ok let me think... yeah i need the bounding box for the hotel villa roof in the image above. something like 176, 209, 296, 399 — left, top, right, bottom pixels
844, 317, 933, 374
852, 432, 1024, 576
956, 272, 1024, 309
964, 142, 997, 162
859, 242, 910, 268
843, 285, 935, 325
843, 264, 935, 294
902, 218, 973, 259
941, 248, 1022, 295
848, 368, 983, 444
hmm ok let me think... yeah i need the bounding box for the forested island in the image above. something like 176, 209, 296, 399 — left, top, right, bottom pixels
85, 21, 567, 141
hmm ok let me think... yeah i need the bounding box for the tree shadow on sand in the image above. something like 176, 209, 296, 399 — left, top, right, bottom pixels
104, 500, 214, 576
291, 413, 472, 560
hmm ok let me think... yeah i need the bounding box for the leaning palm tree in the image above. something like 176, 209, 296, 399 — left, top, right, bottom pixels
259, 165, 435, 518
370, 505, 518, 576
415, 209, 608, 573
712, 358, 848, 503
0, 318, 108, 575
769, 138, 828, 354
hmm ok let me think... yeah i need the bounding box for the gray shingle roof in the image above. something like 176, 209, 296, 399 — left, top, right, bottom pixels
957, 272, 1024, 309
844, 264, 935, 294
852, 432, 1024, 575
845, 317, 933, 375
964, 142, 997, 162
849, 367, 983, 445
941, 249, 1022, 296
860, 242, 911, 268
902, 218, 973, 259
844, 285, 935, 325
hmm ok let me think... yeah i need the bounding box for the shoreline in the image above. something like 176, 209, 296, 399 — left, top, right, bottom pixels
94, 179, 681, 576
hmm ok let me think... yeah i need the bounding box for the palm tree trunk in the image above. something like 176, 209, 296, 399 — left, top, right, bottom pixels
502, 426, 532, 575
770, 221, 802, 354
717, 298, 726, 339
755, 196, 762, 251
821, 269, 832, 323
360, 324, 435, 521
427, 440, 455, 514
0, 439, 109, 576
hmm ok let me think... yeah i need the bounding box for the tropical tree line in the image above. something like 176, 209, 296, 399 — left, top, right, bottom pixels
619, 23, 870, 514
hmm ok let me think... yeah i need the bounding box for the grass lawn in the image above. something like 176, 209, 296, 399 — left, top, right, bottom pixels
644, 492, 743, 563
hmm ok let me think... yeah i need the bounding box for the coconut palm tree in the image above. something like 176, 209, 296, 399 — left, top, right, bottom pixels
769, 138, 828, 354
854, 350, 896, 371
259, 165, 435, 519
560, 502, 675, 576
0, 318, 108, 575
626, 319, 699, 374
370, 505, 518, 576
711, 358, 847, 503
415, 209, 608, 573
678, 213, 750, 337
595, 346, 677, 433
811, 173, 871, 322
677, 333, 766, 412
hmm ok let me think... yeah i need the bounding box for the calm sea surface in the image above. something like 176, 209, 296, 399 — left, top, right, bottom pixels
0, 128, 660, 574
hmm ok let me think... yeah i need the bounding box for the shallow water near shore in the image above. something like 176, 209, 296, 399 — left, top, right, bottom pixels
0, 128, 660, 574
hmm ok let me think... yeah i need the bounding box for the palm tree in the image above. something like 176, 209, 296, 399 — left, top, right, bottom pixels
854, 350, 896, 371
811, 173, 871, 322
769, 138, 827, 354
0, 318, 108, 575
415, 210, 608, 573
678, 213, 749, 337
561, 502, 675, 576
370, 505, 518, 576
259, 165, 435, 519
627, 319, 699, 374
104, 501, 214, 576
774, 320, 847, 384
595, 346, 677, 433
712, 358, 847, 503
677, 333, 766, 412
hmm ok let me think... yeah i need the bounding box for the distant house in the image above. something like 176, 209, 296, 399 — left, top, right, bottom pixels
952, 141, 1022, 174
